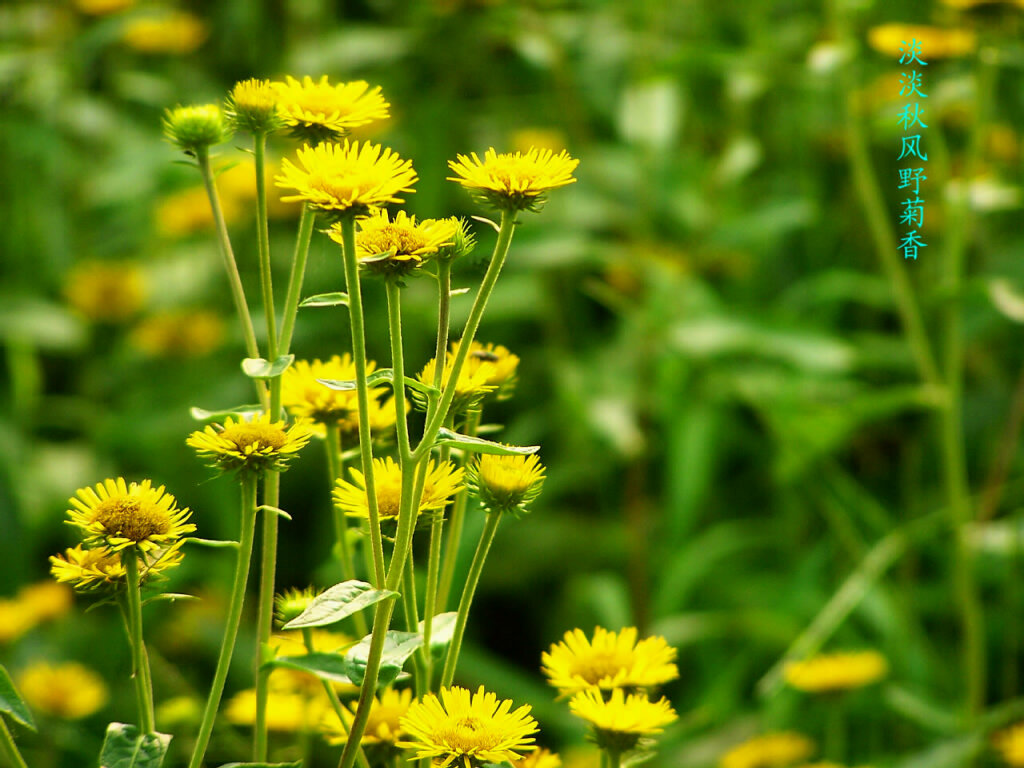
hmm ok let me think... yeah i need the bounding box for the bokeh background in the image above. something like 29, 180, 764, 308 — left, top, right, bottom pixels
3, 0, 1024, 766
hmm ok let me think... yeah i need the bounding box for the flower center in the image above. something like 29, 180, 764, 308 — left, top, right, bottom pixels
221, 423, 288, 452
93, 497, 170, 542
573, 651, 628, 685
441, 716, 501, 754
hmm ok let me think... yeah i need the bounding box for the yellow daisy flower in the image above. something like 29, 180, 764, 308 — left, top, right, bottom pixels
0, 600, 35, 644
273, 75, 390, 142
333, 457, 464, 523
225, 687, 329, 733
866, 24, 975, 60
281, 355, 387, 429
327, 209, 458, 277
265, 630, 358, 697
399, 685, 538, 768
541, 626, 678, 695
17, 661, 108, 720
322, 687, 414, 748
720, 733, 816, 768
448, 147, 579, 211
514, 748, 563, 768
64, 261, 146, 323
121, 11, 207, 54
468, 453, 545, 516
457, 340, 520, 393
187, 413, 314, 474
49, 543, 184, 592
994, 721, 1024, 766
226, 78, 281, 134
132, 309, 224, 357
16, 581, 73, 624
276, 140, 417, 217
66, 478, 195, 554
417, 355, 497, 413
568, 688, 677, 752
783, 651, 888, 694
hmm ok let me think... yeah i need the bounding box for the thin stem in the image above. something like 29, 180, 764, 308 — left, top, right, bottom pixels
253, 131, 277, 357
605, 749, 621, 768
278, 204, 316, 355
440, 511, 502, 688
302, 630, 371, 768
253, 469, 279, 762
0, 719, 28, 768
414, 209, 518, 460
122, 549, 155, 733
432, 261, 453, 390
422, 514, 443, 691
401, 560, 427, 698
338, 215, 386, 588
385, 280, 413, 465
195, 148, 267, 409
326, 422, 367, 637
437, 409, 481, 611
188, 474, 259, 768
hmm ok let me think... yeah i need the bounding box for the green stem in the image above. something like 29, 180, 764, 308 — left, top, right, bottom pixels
253, 468, 279, 762
437, 409, 481, 611
327, 423, 367, 636
195, 148, 267, 409
0, 719, 28, 768
188, 474, 259, 768
825, 697, 846, 762
385, 279, 413, 465
422, 514, 443, 691
302, 630, 371, 768
122, 549, 155, 733
278, 204, 316, 355
414, 209, 518, 461
401, 560, 427, 697
253, 131, 277, 357
432, 261, 453, 391
338, 215, 386, 588
440, 511, 502, 688
605, 749, 621, 768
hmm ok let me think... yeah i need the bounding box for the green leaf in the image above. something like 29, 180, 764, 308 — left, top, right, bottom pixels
470, 215, 500, 233
0, 663, 35, 731
189, 404, 263, 421
141, 593, 197, 607
989, 278, 1024, 323
418, 612, 458, 658
360, 249, 396, 264
299, 292, 350, 308
435, 428, 538, 456
283, 580, 399, 630
318, 369, 438, 398
241, 355, 295, 379
262, 653, 355, 685
450, 287, 471, 297
344, 631, 423, 687
98, 722, 171, 768
183, 537, 239, 549
257, 505, 293, 521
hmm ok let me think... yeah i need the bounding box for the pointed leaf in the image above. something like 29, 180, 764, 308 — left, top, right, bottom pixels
435, 428, 538, 455
183, 537, 239, 549
190, 404, 263, 421
990, 278, 1024, 323
283, 580, 399, 630
299, 292, 350, 308
99, 722, 171, 768
318, 368, 394, 392
242, 355, 295, 379
360, 249, 396, 264
262, 653, 355, 685
450, 287, 471, 297
344, 631, 423, 687
418, 612, 458, 657
471, 215, 500, 233
0, 663, 35, 731
142, 593, 198, 607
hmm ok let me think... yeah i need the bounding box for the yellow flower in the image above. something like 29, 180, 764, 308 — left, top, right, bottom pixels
867, 24, 975, 60
156, 186, 228, 236
457, 340, 520, 392
66, 478, 195, 554
513, 748, 562, 768
468, 453, 545, 516
322, 687, 413, 746
226, 78, 282, 134
327, 210, 458, 277
417, 355, 496, 413
122, 11, 207, 54
187, 413, 314, 474
277, 140, 417, 217
156, 696, 202, 729
512, 128, 568, 155
132, 310, 224, 357
51, 543, 184, 593
75, 0, 135, 15
783, 651, 888, 694
272, 75, 390, 142
720, 733, 816, 768
541, 626, 678, 695
568, 689, 676, 752
266, 630, 358, 696
65, 261, 146, 323
448, 147, 579, 211
225, 687, 328, 732
282, 355, 386, 429
399, 685, 539, 768
17, 662, 108, 719
995, 721, 1024, 766
333, 457, 464, 523
16, 581, 72, 624
0, 600, 35, 644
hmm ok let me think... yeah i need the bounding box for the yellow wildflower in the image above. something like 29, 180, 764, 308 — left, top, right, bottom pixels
783, 651, 888, 694
569, 688, 677, 752
17, 661, 108, 719
273, 75, 390, 141
187, 413, 314, 474
995, 721, 1024, 766
65, 261, 146, 323
121, 11, 207, 54
333, 457, 464, 523
468, 453, 545, 516
328, 209, 458, 277
867, 24, 975, 59
131, 309, 224, 357
542, 626, 678, 695
75, 0, 135, 15
448, 147, 579, 211
16, 581, 72, 624
720, 732, 816, 768
513, 748, 563, 768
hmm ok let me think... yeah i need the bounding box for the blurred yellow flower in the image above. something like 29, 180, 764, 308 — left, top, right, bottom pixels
448, 147, 579, 211
65, 261, 146, 323
75, 0, 135, 15
156, 696, 202, 729
333, 457, 464, 522
995, 721, 1024, 766
867, 24, 975, 59
225, 687, 329, 732
512, 128, 568, 155
399, 685, 538, 768
720, 732, 816, 768
131, 310, 224, 358
122, 12, 207, 54
0, 600, 35, 644
454, 340, 520, 394
542, 626, 678, 695
276, 140, 417, 216
783, 651, 888, 694
156, 186, 234, 237
417, 354, 496, 412
282, 355, 386, 428
322, 687, 413, 746
328, 209, 458, 276
513, 748, 563, 768
188, 413, 314, 474
16, 581, 72, 624
17, 661, 108, 719
273, 76, 390, 141
568, 688, 677, 750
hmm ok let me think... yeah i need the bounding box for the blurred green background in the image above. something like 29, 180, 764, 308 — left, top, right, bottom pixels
3, 0, 1024, 766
